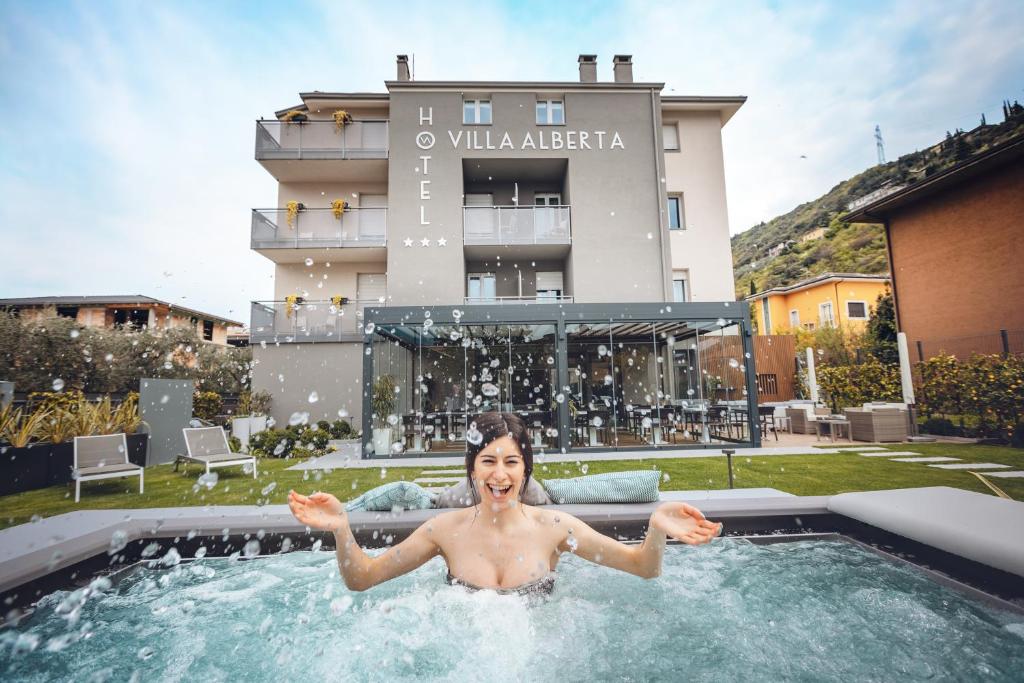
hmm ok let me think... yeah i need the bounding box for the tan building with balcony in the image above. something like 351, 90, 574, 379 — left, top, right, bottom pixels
251, 55, 748, 449
0, 295, 242, 345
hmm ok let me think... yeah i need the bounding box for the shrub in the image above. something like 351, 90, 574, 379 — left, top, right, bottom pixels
248, 428, 298, 458
921, 417, 957, 437
917, 353, 1023, 440
328, 419, 353, 439
817, 358, 902, 411
193, 391, 223, 421
228, 435, 242, 452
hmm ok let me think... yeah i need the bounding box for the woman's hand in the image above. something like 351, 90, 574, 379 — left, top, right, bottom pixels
288, 490, 347, 533
650, 502, 722, 545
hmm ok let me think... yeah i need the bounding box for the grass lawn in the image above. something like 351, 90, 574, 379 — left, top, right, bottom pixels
1, 443, 1021, 530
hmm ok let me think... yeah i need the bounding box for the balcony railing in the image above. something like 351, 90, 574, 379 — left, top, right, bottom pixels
251, 208, 387, 249
463, 205, 571, 245
255, 120, 389, 160
463, 295, 574, 305
250, 300, 376, 343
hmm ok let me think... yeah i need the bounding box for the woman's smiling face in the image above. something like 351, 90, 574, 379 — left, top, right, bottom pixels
471, 435, 525, 506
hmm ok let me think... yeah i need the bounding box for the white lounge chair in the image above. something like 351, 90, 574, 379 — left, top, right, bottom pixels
73, 433, 144, 503
179, 426, 257, 478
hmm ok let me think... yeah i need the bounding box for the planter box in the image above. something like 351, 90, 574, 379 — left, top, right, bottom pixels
47, 442, 74, 487
0, 443, 52, 497
127, 433, 148, 467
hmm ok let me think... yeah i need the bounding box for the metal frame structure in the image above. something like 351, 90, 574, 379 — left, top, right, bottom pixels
361, 302, 760, 458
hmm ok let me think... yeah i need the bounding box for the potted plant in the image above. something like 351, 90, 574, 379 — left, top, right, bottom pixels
231, 390, 272, 453
371, 375, 397, 456
332, 110, 353, 132
285, 200, 305, 229
330, 295, 349, 308
282, 109, 308, 123
330, 199, 348, 219
41, 404, 77, 486
285, 294, 305, 318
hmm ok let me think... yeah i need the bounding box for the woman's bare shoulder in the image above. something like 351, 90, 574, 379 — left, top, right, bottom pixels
424, 508, 472, 531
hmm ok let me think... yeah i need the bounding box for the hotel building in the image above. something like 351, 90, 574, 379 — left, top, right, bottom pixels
250, 55, 758, 456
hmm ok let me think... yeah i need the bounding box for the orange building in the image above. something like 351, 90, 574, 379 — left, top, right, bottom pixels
746, 273, 890, 335
845, 136, 1024, 358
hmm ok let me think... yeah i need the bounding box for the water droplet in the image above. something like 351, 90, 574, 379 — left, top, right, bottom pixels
51, 378, 65, 392
423, 319, 434, 330
546, 356, 555, 365
581, 464, 589, 474
338, 408, 350, 418
481, 383, 500, 397
288, 411, 309, 426
307, 391, 319, 403
728, 358, 740, 369
386, 414, 399, 426
197, 472, 219, 490
69, 329, 80, 339
260, 482, 277, 496
163, 361, 173, 370
365, 322, 376, 334
108, 529, 128, 555
597, 345, 607, 356
555, 393, 565, 404
304, 257, 314, 266
641, 417, 652, 429
330, 595, 354, 615
243, 539, 261, 558
604, 374, 613, 385
391, 441, 404, 454
465, 422, 483, 445
646, 232, 653, 239
591, 416, 603, 427
138, 646, 155, 661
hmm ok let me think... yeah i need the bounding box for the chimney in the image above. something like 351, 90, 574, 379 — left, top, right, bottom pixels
578, 54, 597, 83
612, 54, 633, 83
396, 54, 411, 82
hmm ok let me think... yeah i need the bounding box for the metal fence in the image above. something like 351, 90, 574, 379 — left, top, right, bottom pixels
250, 300, 375, 343
914, 329, 1023, 361
255, 120, 389, 159
463, 205, 571, 245
251, 208, 387, 249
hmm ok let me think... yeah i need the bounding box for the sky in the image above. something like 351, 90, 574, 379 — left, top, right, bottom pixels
1, 0, 1021, 324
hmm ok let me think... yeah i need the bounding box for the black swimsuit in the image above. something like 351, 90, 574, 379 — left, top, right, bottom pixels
446, 571, 556, 597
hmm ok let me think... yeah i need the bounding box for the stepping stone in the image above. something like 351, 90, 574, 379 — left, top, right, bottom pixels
830, 446, 888, 452
875, 451, 930, 456
413, 476, 464, 484
418, 469, 465, 476
981, 471, 1024, 478
890, 457, 960, 463
928, 463, 1010, 470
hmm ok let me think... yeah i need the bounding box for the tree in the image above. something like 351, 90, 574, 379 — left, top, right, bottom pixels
980, 112, 987, 126
866, 289, 898, 364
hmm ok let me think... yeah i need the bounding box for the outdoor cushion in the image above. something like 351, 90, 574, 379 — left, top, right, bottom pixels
76, 463, 142, 477
540, 470, 661, 504
190, 452, 251, 463
345, 481, 437, 512
436, 479, 552, 508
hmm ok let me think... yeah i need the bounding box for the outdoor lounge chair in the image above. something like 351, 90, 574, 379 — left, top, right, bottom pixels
843, 408, 908, 443
179, 426, 257, 478
786, 406, 829, 434
72, 433, 144, 503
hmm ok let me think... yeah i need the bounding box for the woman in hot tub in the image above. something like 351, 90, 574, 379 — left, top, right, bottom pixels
288, 411, 721, 596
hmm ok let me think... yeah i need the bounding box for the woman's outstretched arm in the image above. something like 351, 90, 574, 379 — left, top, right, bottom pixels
288, 490, 441, 591
555, 502, 721, 579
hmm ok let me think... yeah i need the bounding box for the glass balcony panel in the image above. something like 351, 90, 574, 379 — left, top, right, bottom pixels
462, 206, 570, 245
251, 208, 387, 248
249, 300, 372, 343
255, 120, 389, 159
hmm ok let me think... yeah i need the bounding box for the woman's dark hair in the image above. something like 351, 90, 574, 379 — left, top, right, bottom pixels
465, 412, 534, 501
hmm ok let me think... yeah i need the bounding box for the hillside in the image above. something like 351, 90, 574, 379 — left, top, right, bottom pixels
732, 103, 1024, 298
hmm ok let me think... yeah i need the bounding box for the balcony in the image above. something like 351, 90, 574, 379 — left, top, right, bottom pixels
251, 208, 387, 263
250, 299, 375, 344
463, 205, 572, 259
255, 120, 389, 182
463, 295, 574, 305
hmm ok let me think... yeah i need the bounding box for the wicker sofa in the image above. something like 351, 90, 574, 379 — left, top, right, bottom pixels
786, 406, 830, 435
843, 408, 908, 443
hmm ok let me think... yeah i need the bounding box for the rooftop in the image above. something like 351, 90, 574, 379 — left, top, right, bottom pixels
745, 272, 890, 300
0, 295, 243, 327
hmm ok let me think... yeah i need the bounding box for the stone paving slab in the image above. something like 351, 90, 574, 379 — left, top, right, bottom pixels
928, 463, 1011, 470
859, 451, 930, 457
826, 446, 889, 452
982, 471, 1024, 478
890, 457, 961, 463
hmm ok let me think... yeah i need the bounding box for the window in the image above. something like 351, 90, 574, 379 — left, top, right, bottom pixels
114, 308, 149, 330
667, 195, 684, 229
672, 270, 689, 302
846, 301, 868, 320
762, 301, 772, 334
789, 310, 800, 328
56, 306, 79, 320
662, 123, 679, 151
463, 99, 491, 124
467, 273, 496, 302
536, 100, 564, 125
819, 301, 835, 328
202, 320, 214, 341
536, 272, 564, 300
